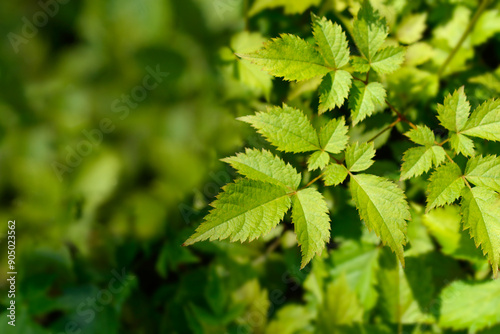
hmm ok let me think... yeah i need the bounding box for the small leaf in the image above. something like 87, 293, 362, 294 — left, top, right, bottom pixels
461, 186, 500, 277
239, 104, 320, 152
352, 0, 388, 61
404, 125, 435, 146
449, 132, 475, 157
400, 145, 445, 180
349, 81, 386, 125
318, 70, 352, 113
370, 46, 406, 74
350, 174, 410, 265
345, 142, 375, 172
307, 151, 330, 171
238, 34, 332, 81
426, 162, 465, 212
292, 188, 331, 268
436, 86, 470, 132
222, 148, 301, 190
184, 179, 292, 245
323, 164, 348, 186
462, 98, 500, 141
440, 280, 500, 331
318, 116, 349, 154
312, 15, 350, 69
465, 155, 500, 193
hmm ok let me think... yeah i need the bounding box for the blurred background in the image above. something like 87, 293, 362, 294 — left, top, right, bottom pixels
0, 0, 499, 333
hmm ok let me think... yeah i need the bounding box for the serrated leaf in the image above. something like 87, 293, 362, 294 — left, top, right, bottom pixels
318, 70, 353, 113
465, 155, 500, 193
307, 151, 330, 171
184, 179, 292, 245
222, 148, 301, 190
462, 98, 500, 141
345, 142, 375, 172
400, 145, 446, 180
312, 15, 350, 69
370, 46, 406, 74
449, 132, 475, 157
461, 187, 500, 277
350, 174, 410, 265
238, 34, 332, 81
426, 162, 465, 212
440, 280, 500, 331
397, 13, 427, 44
239, 104, 320, 152
319, 116, 349, 153
404, 125, 435, 146
349, 81, 386, 125
436, 86, 470, 132
323, 164, 348, 186
291, 188, 331, 268
352, 1, 388, 61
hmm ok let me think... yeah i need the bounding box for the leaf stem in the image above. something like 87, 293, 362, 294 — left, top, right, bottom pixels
437, 138, 450, 146
301, 173, 325, 190
367, 117, 401, 143
385, 100, 417, 129
437, 0, 491, 77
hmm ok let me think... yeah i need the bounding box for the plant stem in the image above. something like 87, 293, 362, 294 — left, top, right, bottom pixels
437, 0, 491, 77
367, 117, 401, 143
385, 100, 417, 129
301, 173, 325, 190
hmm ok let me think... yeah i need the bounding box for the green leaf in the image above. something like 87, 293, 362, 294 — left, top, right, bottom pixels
323, 164, 348, 186
345, 142, 375, 172
349, 81, 386, 125
426, 162, 465, 212
370, 46, 406, 74
462, 98, 500, 141
351, 56, 371, 73
222, 148, 301, 190
312, 15, 350, 69
238, 34, 332, 81
436, 86, 470, 132
449, 132, 475, 157
400, 145, 446, 180
440, 280, 500, 331
350, 174, 411, 265
461, 186, 500, 277
239, 104, 320, 152
317, 274, 364, 332
184, 179, 292, 245
396, 13, 427, 44
318, 70, 353, 113
291, 187, 331, 268
319, 116, 349, 154
265, 304, 313, 334
465, 155, 500, 193
404, 125, 435, 146
352, 0, 388, 61
307, 151, 330, 171
249, 0, 321, 16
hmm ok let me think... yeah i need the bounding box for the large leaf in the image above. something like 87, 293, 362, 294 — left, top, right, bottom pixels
239, 104, 320, 152
426, 162, 465, 212
440, 280, 500, 331
184, 179, 292, 245
312, 15, 350, 69
352, 1, 388, 61
222, 148, 301, 190
238, 34, 331, 81
291, 188, 331, 268
350, 174, 411, 265
461, 186, 500, 277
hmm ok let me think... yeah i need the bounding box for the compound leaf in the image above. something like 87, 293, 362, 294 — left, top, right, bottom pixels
184, 179, 292, 245
292, 187, 331, 268
350, 174, 411, 265
222, 148, 301, 190
239, 104, 320, 152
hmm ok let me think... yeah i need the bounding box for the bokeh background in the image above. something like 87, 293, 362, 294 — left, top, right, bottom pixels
0, 0, 499, 333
